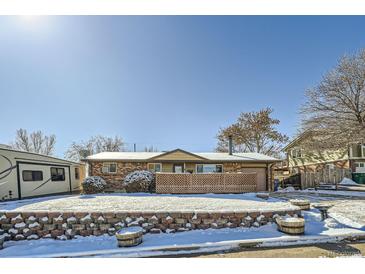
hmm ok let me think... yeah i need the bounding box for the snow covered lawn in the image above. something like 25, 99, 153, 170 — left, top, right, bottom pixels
272, 189, 365, 228
2, 191, 365, 257
0, 193, 297, 212
329, 201, 365, 228
338, 177, 363, 186
0, 208, 364, 258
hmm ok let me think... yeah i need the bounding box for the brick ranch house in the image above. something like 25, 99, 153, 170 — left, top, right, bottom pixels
84, 148, 280, 193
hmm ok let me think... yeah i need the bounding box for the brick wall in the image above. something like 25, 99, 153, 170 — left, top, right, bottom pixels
0, 209, 301, 242
89, 161, 147, 191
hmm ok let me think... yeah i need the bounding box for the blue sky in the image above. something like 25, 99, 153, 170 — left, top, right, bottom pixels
1, 16, 365, 157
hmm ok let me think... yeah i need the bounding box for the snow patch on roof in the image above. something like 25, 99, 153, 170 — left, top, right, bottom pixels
86, 151, 279, 162
87, 152, 162, 160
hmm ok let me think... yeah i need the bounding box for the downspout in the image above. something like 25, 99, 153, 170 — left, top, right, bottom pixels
266, 163, 273, 192
265, 163, 269, 191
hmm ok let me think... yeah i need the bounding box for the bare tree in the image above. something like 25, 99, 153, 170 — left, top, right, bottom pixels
64, 140, 94, 162
301, 49, 365, 149
216, 108, 288, 157
10, 129, 56, 155
13, 129, 31, 152
65, 135, 124, 162
144, 145, 158, 152
94, 136, 124, 153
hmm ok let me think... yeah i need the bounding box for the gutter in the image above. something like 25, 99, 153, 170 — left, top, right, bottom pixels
85, 159, 282, 163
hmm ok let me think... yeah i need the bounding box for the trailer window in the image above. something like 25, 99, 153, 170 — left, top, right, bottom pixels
75, 167, 80, 180
51, 167, 65, 181
22, 170, 43, 182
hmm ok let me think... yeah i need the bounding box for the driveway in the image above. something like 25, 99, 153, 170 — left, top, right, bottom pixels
271, 190, 365, 228
195, 242, 365, 258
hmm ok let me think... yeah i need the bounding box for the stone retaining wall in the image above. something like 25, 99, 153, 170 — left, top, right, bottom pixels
0, 209, 301, 242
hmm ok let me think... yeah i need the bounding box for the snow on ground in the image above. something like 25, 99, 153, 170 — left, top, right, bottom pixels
0, 193, 296, 212
277, 186, 296, 192
273, 189, 365, 201
272, 190, 365, 228
338, 177, 362, 186
329, 201, 365, 228
0, 208, 363, 258
1, 191, 365, 257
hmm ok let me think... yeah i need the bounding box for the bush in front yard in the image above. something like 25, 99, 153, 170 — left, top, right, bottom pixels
82, 176, 107, 194
123, 170, 155, 193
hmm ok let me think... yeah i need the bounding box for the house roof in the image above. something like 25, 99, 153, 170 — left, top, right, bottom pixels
282, 131, 312, 151
86, 149, 279, 162
195, 152, 279, 162
87, 152, 162, 161
0, 146, 82, 165
148, 148, 209, 161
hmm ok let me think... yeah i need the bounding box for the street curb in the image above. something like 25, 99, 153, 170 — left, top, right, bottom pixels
29, 231, 365, 258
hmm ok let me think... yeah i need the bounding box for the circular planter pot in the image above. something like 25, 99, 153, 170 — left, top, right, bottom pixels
0, 235, 4, 250
276, 216, 305, 235
289, 199, 311, 210
116, 227, 143, 247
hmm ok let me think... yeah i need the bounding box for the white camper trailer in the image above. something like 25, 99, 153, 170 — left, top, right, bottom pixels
0, 146, 84, 201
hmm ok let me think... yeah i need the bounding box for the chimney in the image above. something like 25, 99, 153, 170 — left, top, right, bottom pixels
228, 135, 233, 155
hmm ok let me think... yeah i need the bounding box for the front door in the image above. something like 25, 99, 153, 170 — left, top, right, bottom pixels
173, 163, 184, 173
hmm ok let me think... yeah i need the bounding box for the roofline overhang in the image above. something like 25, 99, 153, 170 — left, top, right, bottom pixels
85, 158, 281, 163
147, 148, 209, 161
283, 130, 312, 151
0, 147, 82, 165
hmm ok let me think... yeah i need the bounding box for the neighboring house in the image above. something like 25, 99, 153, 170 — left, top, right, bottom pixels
273, 160, 290, 182
0, 146, 85, 201
283, 132, 365, 184
85, 148, 280, 193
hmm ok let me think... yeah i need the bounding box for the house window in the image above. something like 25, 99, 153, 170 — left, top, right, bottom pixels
196, 164, 223, 173
291, 148, 303, 159
102, 162, 117, 174
355, 162, 365, 173
351, 144, 365, 158
75, 167, 80, 180
22, 170, 43, 182
147, 163, 161, 172
51, 167, 65, 181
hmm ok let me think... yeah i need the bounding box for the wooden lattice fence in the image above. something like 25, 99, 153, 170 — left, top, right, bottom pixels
156, 173, 258, 194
